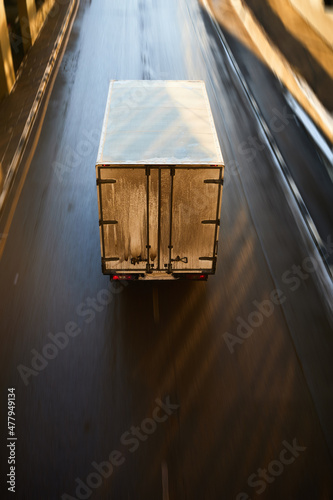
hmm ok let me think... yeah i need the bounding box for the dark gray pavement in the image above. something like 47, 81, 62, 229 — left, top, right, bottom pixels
0, 0, 333, 499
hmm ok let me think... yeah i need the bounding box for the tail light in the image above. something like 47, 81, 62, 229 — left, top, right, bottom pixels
175, 273, 208, 281
111, 274, 135, 281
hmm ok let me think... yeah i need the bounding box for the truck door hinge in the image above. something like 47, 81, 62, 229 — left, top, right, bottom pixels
99, 220, 118, 226
204, 179, 223, 185
171, 256, 188, 263
131, 256, 148, 265
201, 219, 220, 226
96, 179, 116, 185
199, 256, 216, 262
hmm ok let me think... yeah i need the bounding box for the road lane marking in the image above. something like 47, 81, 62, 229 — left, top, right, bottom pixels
14, 273, 19, 285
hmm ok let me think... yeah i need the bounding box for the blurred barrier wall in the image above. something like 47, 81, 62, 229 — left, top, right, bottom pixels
289, 0, 333, 47
226, 0, 333, 142
0, 0, 56, 99
0, 0, 15, 97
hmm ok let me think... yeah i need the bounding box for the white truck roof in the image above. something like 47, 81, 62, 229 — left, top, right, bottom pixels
97, 80, 223, 165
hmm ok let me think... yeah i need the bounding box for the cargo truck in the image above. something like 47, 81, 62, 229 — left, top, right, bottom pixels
96, 80, 224, 280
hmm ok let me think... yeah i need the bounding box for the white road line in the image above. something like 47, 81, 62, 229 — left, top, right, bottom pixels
161, 461, 169, 500
14, 273, 19, 285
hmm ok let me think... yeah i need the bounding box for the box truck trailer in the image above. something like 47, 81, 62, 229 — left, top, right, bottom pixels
96, 80, 224, 280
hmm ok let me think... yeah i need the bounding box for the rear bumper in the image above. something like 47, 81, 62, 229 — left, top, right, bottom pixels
108, 272, 210, 281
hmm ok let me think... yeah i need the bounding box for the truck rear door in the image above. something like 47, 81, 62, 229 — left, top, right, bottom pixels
167, 167, 223, 274
97, 166, 149, 273
97, 165, 223, 275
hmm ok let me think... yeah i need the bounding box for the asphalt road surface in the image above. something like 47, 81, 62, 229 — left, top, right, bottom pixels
0, 0, 332, 498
